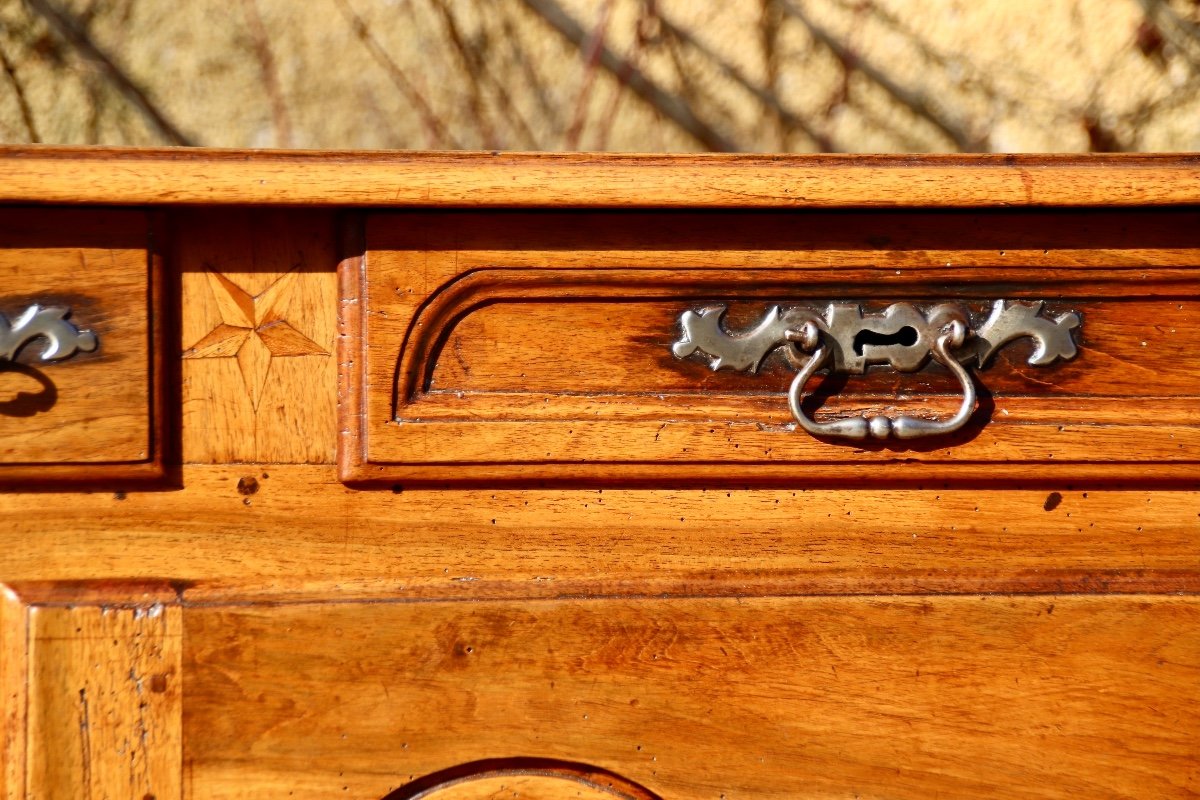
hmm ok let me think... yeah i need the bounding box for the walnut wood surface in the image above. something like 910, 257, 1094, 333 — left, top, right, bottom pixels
346, 209, 1200, 483
1, 153, 1199, 800
431, 299, 1192, 396
1, 149, 1199, 208
396, 774, 644, 800
377, 759, 662, 800
0, 588, 25, 800
0, 209, 164, 482
1, 465, 1197, 601
183, 595, 1200, 800
24, 602, 181, 800
177, 209, 337, 464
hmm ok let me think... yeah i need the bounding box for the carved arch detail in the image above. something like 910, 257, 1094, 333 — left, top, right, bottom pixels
379, 757, 663, 800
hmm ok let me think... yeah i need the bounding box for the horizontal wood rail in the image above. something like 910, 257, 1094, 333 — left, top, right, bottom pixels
1, 148, 1199, 207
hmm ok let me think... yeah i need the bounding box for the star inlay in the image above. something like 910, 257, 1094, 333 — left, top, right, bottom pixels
183, 269, 328, 409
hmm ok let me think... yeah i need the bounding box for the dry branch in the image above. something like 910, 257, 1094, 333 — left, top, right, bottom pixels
520, 0, 739, 152
563, 0, 613, 150
776, 0, 978, 151
438, 0, 544, 150
332, 0, 461, 149
655, 7, 833, 151
431, 0, 501, 149
241, 0, 293, 147
1136, 0, 1200, 72
25, 0, 194, 146
0, 44, 39, 142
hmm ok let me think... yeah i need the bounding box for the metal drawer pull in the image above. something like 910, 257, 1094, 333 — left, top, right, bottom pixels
0, 305, 98, 362
673, 301, 1080, 441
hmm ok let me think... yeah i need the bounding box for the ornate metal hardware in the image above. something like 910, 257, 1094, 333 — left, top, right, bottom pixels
672, 300, 1080, 441
0, 305, 98, 363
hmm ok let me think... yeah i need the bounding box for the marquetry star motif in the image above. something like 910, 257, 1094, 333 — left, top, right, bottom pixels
183, 269, 328, 409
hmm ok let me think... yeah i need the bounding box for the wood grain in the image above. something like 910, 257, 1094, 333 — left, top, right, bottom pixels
26, 602, 181, 800
177, 209, 337, 464
0, 587, 26, 800
0, 466, 1198, 601
397, 774, 642, 800
378, 759, 662, 800
400, 776, 637, 800
347, 209, 1200, 483
0, 208, 164, 482
368, 208, 1200, 265
2, 156, 1199, 800
429, 298, 1196, 396
1, 149, 1200, 207
183, 595, 1200, 800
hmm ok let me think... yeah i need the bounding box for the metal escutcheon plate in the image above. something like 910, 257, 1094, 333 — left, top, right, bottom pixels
673, 300, 1080, 441
0, 304, 98, 363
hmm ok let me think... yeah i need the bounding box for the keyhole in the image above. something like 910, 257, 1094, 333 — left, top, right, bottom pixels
852, 325, 919, 354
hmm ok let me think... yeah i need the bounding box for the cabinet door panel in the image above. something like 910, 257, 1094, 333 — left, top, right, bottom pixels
184, 595, 1200, 800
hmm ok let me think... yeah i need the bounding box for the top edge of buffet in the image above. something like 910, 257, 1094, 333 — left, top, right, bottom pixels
0, 147, 1198, 208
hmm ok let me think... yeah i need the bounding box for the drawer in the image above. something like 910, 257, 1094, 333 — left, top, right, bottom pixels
0, 208, 165, 483
341, 208, 1200, 484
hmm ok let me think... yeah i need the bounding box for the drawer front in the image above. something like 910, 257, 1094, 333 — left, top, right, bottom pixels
0, 209, 164, 482
342, 209, 1200, 484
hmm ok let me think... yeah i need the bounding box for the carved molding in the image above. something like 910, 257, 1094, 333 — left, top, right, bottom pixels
380, 758, 662, 800
389, 266, 1093, 412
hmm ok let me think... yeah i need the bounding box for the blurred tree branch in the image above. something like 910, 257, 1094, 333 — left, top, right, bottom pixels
562, 0, 613, 149
0, 43, 39, 142
497, 1, 564, 138
655, 6, 833, 151
332, 0, 462, 149
0, 0, 1195, 153
775, 0, 980, 151
432, 0, 496, 148
520, 0, 739, 151
590, 0, 654, 150
432, 0, 540, 149
1136, 0, 1200, 71
240, 0, 293, 147
24, 0, 195, 145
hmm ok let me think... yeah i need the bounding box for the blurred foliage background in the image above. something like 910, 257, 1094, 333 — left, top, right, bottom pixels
0, 0, 1198, 152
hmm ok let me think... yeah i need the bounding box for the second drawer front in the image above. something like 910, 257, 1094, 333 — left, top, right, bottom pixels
342, 208, 1200, 484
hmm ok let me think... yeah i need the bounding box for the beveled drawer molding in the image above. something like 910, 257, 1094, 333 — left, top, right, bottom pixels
0, 209, 167, 484
339, 208, 1200, 485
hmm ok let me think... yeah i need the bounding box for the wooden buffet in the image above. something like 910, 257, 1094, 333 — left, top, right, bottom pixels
0, 148, 1198, 799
